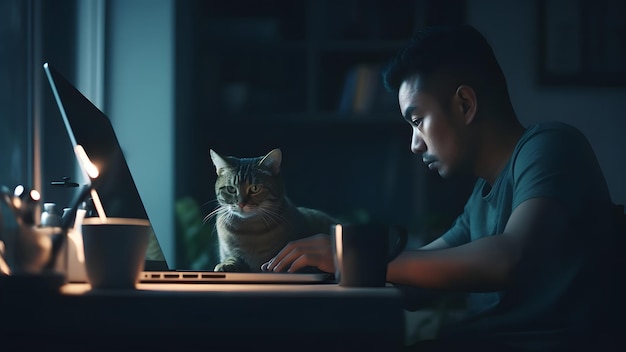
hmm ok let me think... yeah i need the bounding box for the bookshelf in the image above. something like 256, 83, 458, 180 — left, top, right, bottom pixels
173, 0, 470, 267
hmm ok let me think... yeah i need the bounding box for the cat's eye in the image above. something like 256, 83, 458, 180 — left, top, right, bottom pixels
225, 186, 237, 194
249, 185, 262, 194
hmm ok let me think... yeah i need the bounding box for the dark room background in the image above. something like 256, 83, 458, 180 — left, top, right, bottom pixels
173, 0, 472, 269
1, 0, 625, 270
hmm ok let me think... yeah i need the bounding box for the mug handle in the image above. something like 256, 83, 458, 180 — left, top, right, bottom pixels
387, 225, 408, 262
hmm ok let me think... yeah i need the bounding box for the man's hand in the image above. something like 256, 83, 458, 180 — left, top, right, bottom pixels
261, 233, 335, 273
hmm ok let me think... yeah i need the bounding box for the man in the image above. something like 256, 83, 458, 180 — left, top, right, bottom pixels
263, 25, 618, 351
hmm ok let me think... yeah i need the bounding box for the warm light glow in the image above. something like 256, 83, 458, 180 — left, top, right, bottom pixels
74, 144, 99, 179
82, 217, 149, 226
334, 224, 343, 257
334, 224, 343, 281
60, 282, 349, 295
30, 190, 41, 201
90, 188, 107, 221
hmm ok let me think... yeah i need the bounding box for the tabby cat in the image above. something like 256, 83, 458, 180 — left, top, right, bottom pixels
207, 148, 337, 272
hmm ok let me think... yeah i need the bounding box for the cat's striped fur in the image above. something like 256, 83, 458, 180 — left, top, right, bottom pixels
207, 148, 337, 272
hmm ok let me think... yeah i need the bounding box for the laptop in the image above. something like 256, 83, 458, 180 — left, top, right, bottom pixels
43, 62, 332, 284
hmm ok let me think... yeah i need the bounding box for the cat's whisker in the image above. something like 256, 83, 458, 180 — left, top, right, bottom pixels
256, 213, 271, 229
206, 207, 221, 217
258, 207, 287, 228
258, 211, 279, 230
262, 205, 289, 223
207, 207, 221, 217
201, 199, 220, 209
215, 211, 231, 229
267, 211, 286, 225
203, 207, 224, 225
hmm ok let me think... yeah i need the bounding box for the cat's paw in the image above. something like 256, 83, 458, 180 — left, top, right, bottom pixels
214, 262, 238, 272
214, 257, 248, 272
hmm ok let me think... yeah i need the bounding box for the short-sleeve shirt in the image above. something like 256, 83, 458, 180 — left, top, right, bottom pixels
440, 122, 615, 349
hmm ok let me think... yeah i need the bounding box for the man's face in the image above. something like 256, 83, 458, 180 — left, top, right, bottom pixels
398, 75, 470, 178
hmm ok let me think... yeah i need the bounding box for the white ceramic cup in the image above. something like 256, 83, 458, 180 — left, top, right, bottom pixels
81, 217, 150, 289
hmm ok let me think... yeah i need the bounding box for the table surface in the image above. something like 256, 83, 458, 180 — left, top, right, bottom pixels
1, 281, 407, 351
62, 281, 401, 295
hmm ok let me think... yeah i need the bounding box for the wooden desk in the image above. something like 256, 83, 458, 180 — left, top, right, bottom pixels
0, 282, 405, 351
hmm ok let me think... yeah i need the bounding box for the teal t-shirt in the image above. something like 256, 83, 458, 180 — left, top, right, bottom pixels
440, 122, 615, 349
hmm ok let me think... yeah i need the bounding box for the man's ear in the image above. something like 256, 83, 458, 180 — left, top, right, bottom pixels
455, 85, 477, 125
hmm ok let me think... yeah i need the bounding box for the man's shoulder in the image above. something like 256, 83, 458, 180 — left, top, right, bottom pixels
511, 120, 606, 201
524, 121, 584, 140
509, 121, 594, 190
517, 121, 589, 156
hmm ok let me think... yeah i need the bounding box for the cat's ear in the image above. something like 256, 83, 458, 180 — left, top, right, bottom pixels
259, 148, 282, 175
209, 149, 231, 176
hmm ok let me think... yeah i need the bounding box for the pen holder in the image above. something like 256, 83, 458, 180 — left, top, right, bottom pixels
0, 224, 67, 292
7, 218, 87, 282
12, 224, 60, 274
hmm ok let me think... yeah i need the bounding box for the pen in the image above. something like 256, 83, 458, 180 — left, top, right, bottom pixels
45, 184, 92, 270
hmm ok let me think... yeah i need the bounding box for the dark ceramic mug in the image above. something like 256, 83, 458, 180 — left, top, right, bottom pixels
330, 223, 407, 287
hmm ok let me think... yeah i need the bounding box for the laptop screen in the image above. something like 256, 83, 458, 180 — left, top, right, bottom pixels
43, 63, 167, 267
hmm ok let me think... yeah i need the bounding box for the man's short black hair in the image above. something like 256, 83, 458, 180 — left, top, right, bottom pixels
382, 24, 508, 98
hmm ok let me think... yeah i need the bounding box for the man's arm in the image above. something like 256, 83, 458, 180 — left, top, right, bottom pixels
419, 237, 451, 250
386, 197, 568, 291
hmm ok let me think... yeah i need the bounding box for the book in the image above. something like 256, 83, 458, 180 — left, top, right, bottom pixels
338, 63, 381, 115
